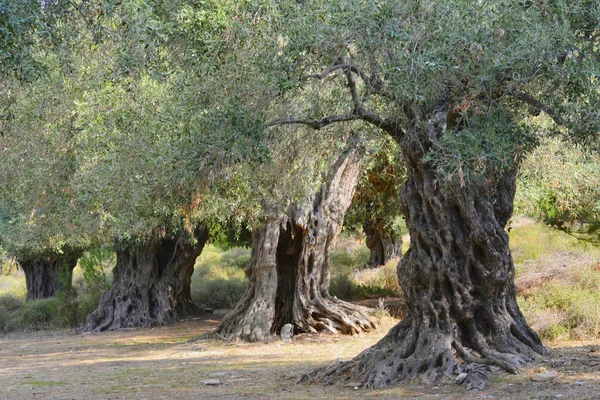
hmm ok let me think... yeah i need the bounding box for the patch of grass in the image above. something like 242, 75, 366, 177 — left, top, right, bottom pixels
330, 248, 401, 301
191, 245, 249, 309
509, 222, 600, 276
330, 247, 370, 276
0, 274, 27, 301
510, 221, 600, 341
20, 381, 68, 386
192, 278, 247, 310
519, 263, 600, 341
0, 274, 27, 332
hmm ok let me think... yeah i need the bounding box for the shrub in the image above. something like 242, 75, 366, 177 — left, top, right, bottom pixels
6, 298, 61, 331
76, 290, 103, 325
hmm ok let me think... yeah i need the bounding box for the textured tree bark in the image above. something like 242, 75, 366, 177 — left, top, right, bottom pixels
302, 115, 546, 388
83, 227, 208, 332
209, 216, 280, 342
274, 149, 376, 335
20, 253, 80, 301
364, 219, 402, 267
209, 148, 376, 342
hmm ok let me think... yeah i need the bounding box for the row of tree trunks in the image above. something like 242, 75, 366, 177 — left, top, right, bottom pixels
209, 147, 377, 342
302, 113, 546, 388
364, 219, 402, 267
83, 226, 208, 332
19, 252, 81, 301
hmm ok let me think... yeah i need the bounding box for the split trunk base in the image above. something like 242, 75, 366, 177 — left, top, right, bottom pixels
208, 147, 377, 342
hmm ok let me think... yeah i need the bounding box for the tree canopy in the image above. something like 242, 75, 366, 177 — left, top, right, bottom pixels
0, 0, 349, 258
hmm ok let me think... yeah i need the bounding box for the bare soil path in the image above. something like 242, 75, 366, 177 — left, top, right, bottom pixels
1, 314, 599, 399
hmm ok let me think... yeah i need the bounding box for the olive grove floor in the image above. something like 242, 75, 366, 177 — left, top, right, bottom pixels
1, 315, 599, 399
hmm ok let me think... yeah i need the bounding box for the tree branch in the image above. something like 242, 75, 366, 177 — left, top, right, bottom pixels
307, 63, 385, 95
265, 114, 365, 130
344, 65, 363, 115
265, 110, 401, 139
506, 86, 564, 126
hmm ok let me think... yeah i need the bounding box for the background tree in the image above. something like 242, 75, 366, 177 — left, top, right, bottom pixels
210, 140, 377, 341
344, 136, 405, 266
0, 0, 266, 325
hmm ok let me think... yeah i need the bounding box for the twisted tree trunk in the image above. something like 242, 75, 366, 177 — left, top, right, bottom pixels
20, 253, 80, 301
302, 115, 546, 389
209, 148, 376, 342
84, 227, 208, 332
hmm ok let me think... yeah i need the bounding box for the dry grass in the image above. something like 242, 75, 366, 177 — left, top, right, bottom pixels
509, 221, 600, 341
1, 315, 599, 399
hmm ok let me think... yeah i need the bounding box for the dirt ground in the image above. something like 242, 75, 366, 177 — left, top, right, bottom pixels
1, 313, 600, 400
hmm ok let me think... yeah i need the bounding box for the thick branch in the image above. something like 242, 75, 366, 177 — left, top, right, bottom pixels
307, 63, 384, 95
265, 114, 365, 130
266, 110, 400, 138
506, 86, 564, 126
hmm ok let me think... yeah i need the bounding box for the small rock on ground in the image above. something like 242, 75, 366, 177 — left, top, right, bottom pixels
201, 379, 222, 386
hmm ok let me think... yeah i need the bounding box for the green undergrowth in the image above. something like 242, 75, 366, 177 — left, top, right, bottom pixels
0, 249, 113, 333
509, 220, 600, 275
191, 244, 249, 310
329, 241, 401, 300
511, 221, 600, 341
3, 222, 600, 340
518, 265, 600, 341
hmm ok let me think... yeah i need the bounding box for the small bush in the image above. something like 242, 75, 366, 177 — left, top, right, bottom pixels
220, 247, 251, 270
7, 298, 61, 331
0, 294, 23, 311
76, 290, 103, 324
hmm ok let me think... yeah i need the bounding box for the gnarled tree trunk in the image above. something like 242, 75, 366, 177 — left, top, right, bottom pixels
209, 148, 377, 342
210, 217, 280, 342
364, 219, 402, 267
20, 253, 80, 301
84, 227, 208, 332
302, 115, 546, 389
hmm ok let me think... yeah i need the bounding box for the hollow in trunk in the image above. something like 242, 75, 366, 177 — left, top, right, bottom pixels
209, 148, 377, 342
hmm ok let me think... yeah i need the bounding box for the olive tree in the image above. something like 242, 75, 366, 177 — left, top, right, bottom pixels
210, 0, 599, 388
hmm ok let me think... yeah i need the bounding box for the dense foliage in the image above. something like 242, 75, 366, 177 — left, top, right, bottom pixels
517, 137, 600, 236
0, 1, 349, 259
